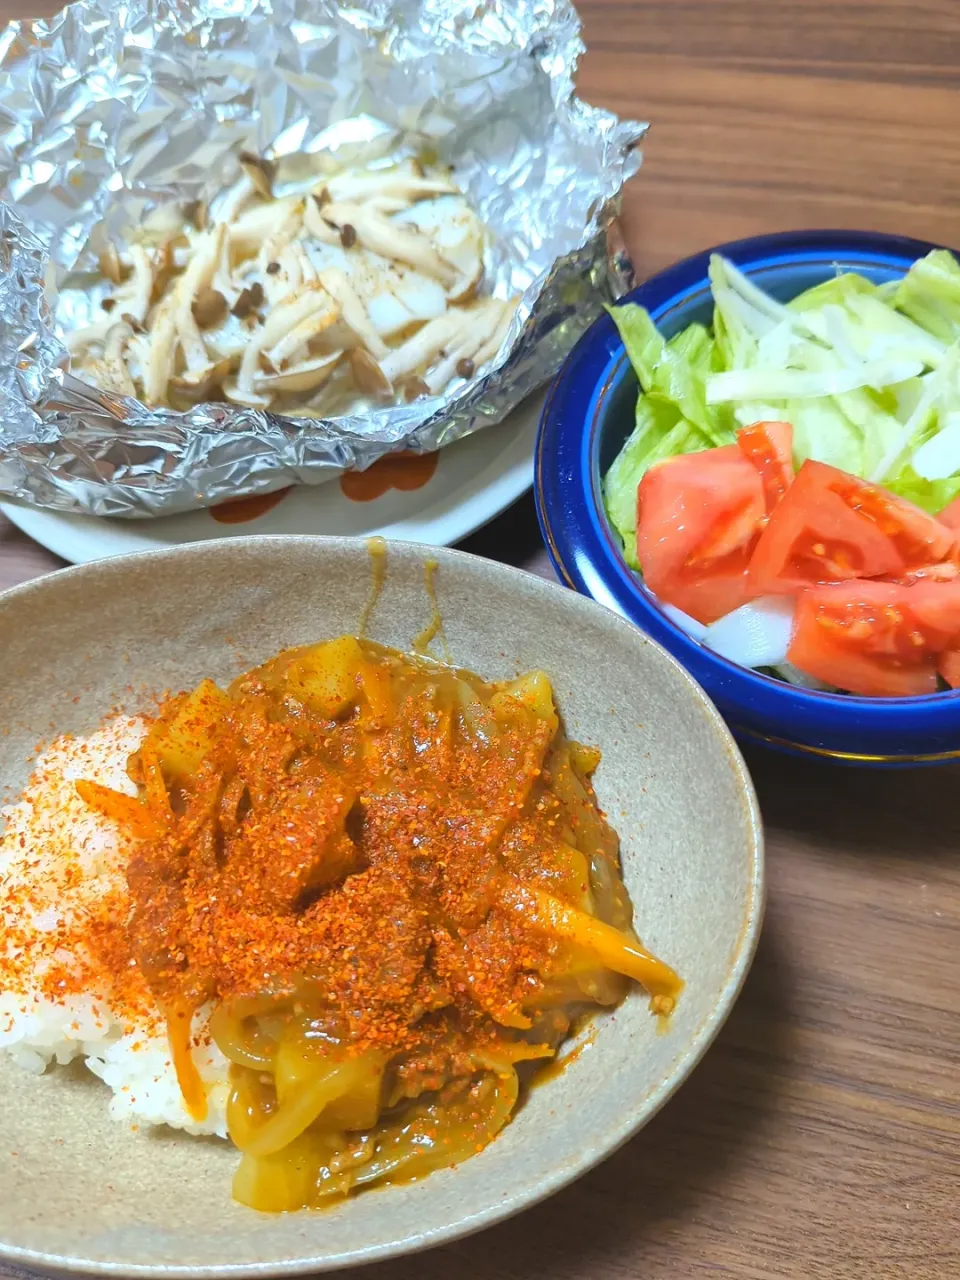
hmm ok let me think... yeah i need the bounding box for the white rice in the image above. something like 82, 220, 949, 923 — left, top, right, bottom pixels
0, 717, 229, 1137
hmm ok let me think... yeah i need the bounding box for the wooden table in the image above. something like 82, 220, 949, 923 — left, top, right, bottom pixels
2, 2, 960, 1277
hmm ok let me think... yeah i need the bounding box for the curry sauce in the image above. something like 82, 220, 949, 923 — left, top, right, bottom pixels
78, 634, 681, 1211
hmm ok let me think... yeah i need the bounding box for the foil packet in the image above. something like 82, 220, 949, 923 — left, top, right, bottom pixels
0, 0, 644, 518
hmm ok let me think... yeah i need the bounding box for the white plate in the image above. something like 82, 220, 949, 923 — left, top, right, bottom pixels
1, 394, 542, 565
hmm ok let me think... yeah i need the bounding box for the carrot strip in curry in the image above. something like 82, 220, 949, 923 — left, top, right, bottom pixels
165, 1000, 209, 1122
74, 779, 158, 840
498, 878, 683, 1010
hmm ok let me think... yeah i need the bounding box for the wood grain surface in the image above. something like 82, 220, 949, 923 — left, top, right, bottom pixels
1, 2, 960, 1278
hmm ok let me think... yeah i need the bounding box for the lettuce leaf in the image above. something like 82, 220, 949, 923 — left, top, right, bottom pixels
607, 304, 734, 446
602, 250, 960, 572
894, 249, 960, 343
884, 465, 960, 515
602, 303, 738, 565
869, 342, 960, 485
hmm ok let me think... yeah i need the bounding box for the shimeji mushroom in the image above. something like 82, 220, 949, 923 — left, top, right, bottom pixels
301, 235, 448, 340
361, 195, 410, 217
302, 197, 343, 246
264, 298, 341, 369
257, 202, 305, 275
170, 357, 234, 402
258, 242, 323, 308
202, 315, 260, 363
67, 314, 122, 355
237, 151, 275, 200
222, 371, 272, 410
140, 202, 189, 245
323, 202, 459, 289
183, 198, 209, 231
253, 350, 343, 396
395, 196, 487, 304
210, 225, 244, 308
213, 170, 256, 228
167, 225, 236, 401
68, 243, 156, 353
275, 244, 315, 295
472, 297, 519, 366
317, 266, 389, 359
122, 245, 156, 325
260, 286, 341, 348
226, 285, 340, 407
423, 298, 509, 394
84, 321, 137, 398
379, 311, 473, 385
294, 243, 319, 285
324, 159, 457, 206
71, 143, 521, 414
151, 238, 181, 305
349, 347, 393, 399
97, 241, 125, 286
141, 295, 179, 405
266, 247, 303, 299
228, 196, 306, 258
192, 287, 229, 330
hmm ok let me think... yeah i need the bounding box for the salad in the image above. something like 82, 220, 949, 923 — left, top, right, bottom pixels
602, 250, 960, 697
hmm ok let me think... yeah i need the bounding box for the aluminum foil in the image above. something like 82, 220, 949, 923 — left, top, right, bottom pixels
0, 0, 644, 518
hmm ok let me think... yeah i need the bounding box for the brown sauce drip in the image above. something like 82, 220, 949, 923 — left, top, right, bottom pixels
340, 451, 438, 503
210, 488, 294, 524
357, 537, 388, 637
413, 559, 451, 663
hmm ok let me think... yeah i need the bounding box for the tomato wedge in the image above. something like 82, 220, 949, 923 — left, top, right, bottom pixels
748, 460, 956, 595
938, 495, 960, 531
787, 580, 960, 697
898, 580, 960, 645
939, 648, 960, 688
636, 423, 795, 626
892, 561, 960, 584
737, 420, 793, 510
636, 446, 764, 624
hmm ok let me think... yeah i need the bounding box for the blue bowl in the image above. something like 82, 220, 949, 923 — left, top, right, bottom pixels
535, 229, 960, 766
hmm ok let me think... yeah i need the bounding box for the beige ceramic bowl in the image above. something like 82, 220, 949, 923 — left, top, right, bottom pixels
0, 536, 763, 1277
